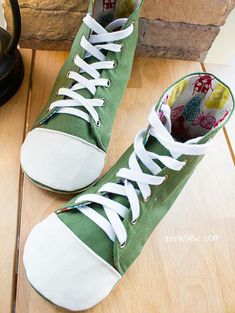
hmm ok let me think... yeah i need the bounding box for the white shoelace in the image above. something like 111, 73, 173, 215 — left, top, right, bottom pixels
74, 105, 212, 247
49, 14, 134, 126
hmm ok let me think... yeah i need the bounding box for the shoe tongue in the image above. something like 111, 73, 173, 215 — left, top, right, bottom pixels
108, 109, 174, 209
70, 17, 128, 116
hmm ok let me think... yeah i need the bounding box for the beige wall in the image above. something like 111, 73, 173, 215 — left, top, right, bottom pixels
205, 8, 235, 65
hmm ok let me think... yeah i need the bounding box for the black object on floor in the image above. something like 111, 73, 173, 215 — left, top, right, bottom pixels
0, 0, 24, 106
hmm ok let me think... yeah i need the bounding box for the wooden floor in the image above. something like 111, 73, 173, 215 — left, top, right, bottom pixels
0, 50, 235, 313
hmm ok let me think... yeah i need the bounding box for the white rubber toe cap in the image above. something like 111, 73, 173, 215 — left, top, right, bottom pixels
23, 213, 121, 311
21, 128, 106, 192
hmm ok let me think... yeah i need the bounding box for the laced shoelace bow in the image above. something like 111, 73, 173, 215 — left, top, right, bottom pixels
73, 105, 212, 247
49, 14, 134, 126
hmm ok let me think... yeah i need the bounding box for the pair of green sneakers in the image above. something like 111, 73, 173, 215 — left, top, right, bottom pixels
21, 0, 234, 311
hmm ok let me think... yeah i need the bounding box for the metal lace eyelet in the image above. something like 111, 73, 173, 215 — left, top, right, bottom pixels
164, 175, 168, 182
120, 44, 124, 52
96, 120, 101, 127
143, 196, 150, 203
131, 219, 137, 225
66, 71, 71, 78
101, 97, 106, 105
131, 21, 135, 29
120, 241, 126, 248
106, 79, 111, 88
112, 60, 117, 68
182, 159, 188, 168
74, 53, 79, 62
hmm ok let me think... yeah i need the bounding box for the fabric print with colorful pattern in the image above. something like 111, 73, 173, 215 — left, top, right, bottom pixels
157, 110, 166, 125
161, 73, 233, 141
183, 96, 201, 121
163, 95, 169, 105
205, 83, 230, 110
171, 105, 184, 123
214, 110, 230, 127
103, 0, 116, 10
115, 0, 134, 18
192, 74, 214, 95
168, 79, 189, 107
192, 112, 216, 130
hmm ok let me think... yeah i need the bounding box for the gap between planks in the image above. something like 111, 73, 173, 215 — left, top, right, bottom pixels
12, 50, 35, 313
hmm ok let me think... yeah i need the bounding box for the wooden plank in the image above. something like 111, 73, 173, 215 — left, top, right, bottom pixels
15, 54, 235, 313
0, 49, 32, 313
204, 63, 235, 163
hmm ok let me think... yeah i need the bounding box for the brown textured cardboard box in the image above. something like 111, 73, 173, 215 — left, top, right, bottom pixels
141, 0, 235, 26
3, 0, 235, 60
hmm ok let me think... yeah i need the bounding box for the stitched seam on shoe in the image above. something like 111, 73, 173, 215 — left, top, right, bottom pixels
30, 127, 106, 155
52, 213, 122, 277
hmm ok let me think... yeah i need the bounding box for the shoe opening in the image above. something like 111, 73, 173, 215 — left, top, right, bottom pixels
157, 73, 234, 142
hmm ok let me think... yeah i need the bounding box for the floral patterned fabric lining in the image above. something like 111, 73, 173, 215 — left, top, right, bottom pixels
94, 0, 135, 26
159, 74, 233, 142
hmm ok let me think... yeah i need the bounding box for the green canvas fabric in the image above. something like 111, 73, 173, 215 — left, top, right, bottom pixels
58, 73, 234, 274
33, 0, 143, 151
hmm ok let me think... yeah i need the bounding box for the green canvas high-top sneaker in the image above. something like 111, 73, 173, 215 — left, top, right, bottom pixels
20, 0, 143, 193
23, 73, 234, 311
